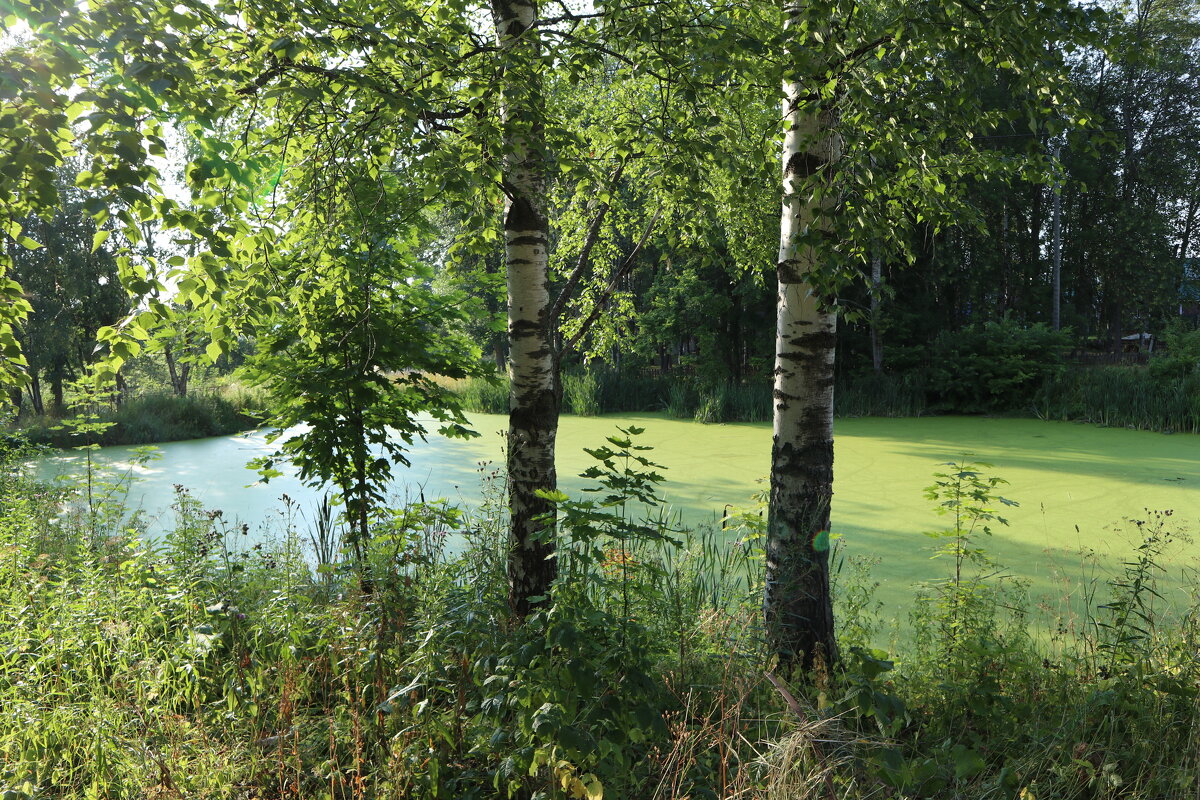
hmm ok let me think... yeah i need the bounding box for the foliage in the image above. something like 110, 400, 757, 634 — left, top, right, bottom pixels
919, 461, 1019, 653
241, 202, 480, 562
18, 391, 255, 446
6, 163, 125, 416
1149, 320, 1200, 379
926, 320, 1071, 413
2, 436, 1200, 797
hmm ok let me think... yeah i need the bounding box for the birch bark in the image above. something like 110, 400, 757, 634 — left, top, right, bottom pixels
491, 0, 559, 617
766, 0, 840, 672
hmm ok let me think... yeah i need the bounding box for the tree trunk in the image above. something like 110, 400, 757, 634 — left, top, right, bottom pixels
492, 0, 558, 618
49, 369, 65, 416
1050, 141, 1063, 331
765, 0, 839, 675
869, 252, 883, 372
165, 345, 184, 397
492, 336, 507, 373
28, 370, 43, 416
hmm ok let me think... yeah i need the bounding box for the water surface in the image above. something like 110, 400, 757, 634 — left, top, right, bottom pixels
38, 413, 1200, 627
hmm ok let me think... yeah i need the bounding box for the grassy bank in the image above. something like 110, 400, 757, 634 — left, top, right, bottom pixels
446, 364, 1199, 434
1036, 366, 1200, 434
1, 433, 1198, 798
443, 369, 927, 422
11, 390, 265, 447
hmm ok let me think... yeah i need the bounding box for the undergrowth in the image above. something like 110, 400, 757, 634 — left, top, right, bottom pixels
0, 428, 1198, 798
14, 391, 261, 447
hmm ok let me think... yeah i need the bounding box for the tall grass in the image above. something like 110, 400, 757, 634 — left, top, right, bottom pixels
835, 370, 927, 417
1037, 367, 1200, 433
562, 368, 602, 416
446, 364, 1200, 434
444, 375, 509, 413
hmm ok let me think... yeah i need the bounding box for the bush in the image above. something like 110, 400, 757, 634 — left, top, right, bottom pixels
19, 392, 256, 447
1149, 320, 1200, 379
926, 319, 1069, 413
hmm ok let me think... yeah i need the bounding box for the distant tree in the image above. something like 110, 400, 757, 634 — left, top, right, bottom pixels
10, 168, 125, 415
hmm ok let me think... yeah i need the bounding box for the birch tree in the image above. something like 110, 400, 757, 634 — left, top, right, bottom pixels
490, 0, 559, 616
767, 1, 842, 669
761, 0, 1100, 672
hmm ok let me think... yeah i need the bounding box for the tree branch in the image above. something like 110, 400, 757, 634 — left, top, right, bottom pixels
548, 158, 627, 326
564, 204, 662, 355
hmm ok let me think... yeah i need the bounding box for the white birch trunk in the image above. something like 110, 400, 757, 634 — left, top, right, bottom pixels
765, 0, 840, 672
491, 0, 558, 617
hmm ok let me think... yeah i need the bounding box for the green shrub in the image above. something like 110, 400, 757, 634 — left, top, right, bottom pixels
927, 319, 1069, 413
18, 392, 255, 447
1149, 320, 1200, 379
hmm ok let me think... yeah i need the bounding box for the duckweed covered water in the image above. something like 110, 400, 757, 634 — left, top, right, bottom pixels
38, 412, 1200, 630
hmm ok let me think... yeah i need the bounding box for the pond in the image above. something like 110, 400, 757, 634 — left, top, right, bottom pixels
37, 412, 1200, 629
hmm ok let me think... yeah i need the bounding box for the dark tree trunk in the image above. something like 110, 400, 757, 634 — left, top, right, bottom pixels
49, 370, 64, 416
28, 371, 43, 416
164, 345, 190, 397
870, 252, 883, 372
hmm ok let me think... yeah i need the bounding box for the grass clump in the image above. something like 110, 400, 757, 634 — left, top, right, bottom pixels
446, 375, 509, 414
562, 367, 602, 416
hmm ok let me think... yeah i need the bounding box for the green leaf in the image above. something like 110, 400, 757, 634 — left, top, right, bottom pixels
952, 745, 986, 780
